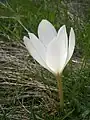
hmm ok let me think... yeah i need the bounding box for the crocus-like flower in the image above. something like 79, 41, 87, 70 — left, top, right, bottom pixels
23, 19, 75, 109
23, 19, 75, 75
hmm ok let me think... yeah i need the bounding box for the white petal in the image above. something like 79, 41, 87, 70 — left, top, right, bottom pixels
57, 25, 68, 51
38, 19, 57, 47
23, 36, 47, 69
66, 28, 75, 64
46, 25, 68, 74
28, 32, 46, 62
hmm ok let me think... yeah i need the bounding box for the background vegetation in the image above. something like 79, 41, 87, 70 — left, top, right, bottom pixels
0, 0, 90, 120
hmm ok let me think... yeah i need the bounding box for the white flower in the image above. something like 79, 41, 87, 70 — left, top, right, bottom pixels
23, 19, 75, 75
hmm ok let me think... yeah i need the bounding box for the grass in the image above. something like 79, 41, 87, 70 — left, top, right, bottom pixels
0, 0, 90, 120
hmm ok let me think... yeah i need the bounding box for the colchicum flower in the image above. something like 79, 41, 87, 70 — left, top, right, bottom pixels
23, 19, 75, 109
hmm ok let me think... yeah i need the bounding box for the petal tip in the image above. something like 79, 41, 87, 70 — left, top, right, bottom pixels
70, 27, 74, 32
28, 32, 35, 39
41, 19, 49, 23
58, 25, 66, 32
70, 27, 75, 37
39, 19, 51, 27
61, 25, 66, 28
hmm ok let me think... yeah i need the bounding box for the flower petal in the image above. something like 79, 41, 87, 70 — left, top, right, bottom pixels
38, 19, 57, 47
66, 28, 75, 64
28, 32, 46, 61
23, 36, 47, 69
46, 25, 68, 74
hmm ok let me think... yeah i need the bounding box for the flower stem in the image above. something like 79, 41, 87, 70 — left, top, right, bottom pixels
56, 73, 64, 110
